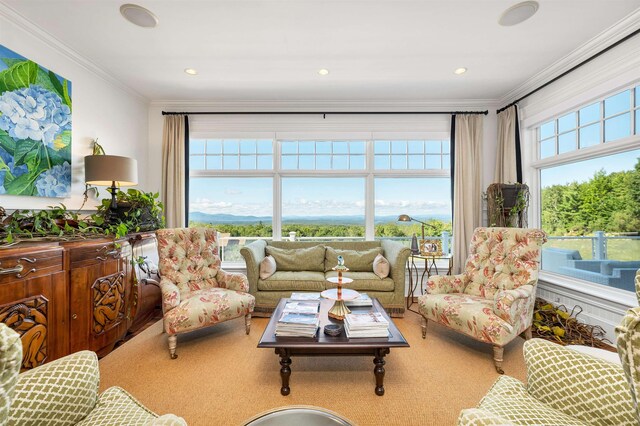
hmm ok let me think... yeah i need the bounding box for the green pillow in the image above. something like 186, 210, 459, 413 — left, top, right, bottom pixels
325, 247, 383, 272
265, 245, 326, 272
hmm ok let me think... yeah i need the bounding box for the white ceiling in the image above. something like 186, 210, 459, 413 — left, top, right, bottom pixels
3, 0, 640, 102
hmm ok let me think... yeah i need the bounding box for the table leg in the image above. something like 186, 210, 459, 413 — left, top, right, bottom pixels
277, 348, 292, 396
406, 259, 418, 309
373, 348, 390, 396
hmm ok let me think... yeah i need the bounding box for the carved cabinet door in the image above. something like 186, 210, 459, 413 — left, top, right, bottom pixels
0, 245, 67, 370
68, 239, 132, 356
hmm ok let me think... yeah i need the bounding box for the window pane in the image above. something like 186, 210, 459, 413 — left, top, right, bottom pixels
605, 113, 631, 142
240, 156, 256, 169
257, 139, 272, 154
426, 155, 441, 169
442, 154, 450, 169
333, 155, 348, 170
425, 140, 441, 154
223, 139, 239, 154
558, 112, 576, 133
333, 141, 348, 154
539, 149, 640, 293
281, 156, 297, 169
374, 178, 452, 242
206, 140, 222, 154
316, 155, 331, 169
190, 156, 205, 170
206, 156, 221, 170
240, 140, 256, 154
636, 86, 640, 107
375, 156, 390, 169
604, 90, 630, 117
350, 155, 365, 170
350, 142, 365, 154
257, 155, 272, 169
191, 139, 205, 154
391, 141, 407, 154
282, 178, 365, 238
579, 123, 600, 149
579, 102, 600, 125
374, 140, 390, 154
391, 155, 407, 169
408, 155, 423, 169
316, 142, 331, 154
558, 131, 576, 154
637, 110, 640, 134
540, 138, 555, 159
299, 155, 314, 169
540, 121, 555, 140
442, 140, 450, 154
223, 156, 239, 170
281, 141, 297, 154
299, 142, 314, 154
189, 177, 273, 261
408, 140, 423, 154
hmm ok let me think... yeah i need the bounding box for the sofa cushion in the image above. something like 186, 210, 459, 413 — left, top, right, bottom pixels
324, 247, 383, 272
266, 245, 325, 272
325, 271, 395, 291
76, 387, 159, 426
601, 261, 640, 275
259, 255, 277, 279
258, 271, 326, 291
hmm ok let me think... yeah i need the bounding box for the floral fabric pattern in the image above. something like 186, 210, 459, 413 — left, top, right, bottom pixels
419, 227, 546, 347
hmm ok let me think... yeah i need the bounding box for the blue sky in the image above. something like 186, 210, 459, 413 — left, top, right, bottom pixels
190, 176, 452, 218
541, 149, 640, 188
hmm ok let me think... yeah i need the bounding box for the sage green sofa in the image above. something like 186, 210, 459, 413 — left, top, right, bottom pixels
240, 240, 411, 317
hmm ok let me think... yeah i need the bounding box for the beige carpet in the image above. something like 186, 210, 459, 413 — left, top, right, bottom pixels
99, 311, 526, 425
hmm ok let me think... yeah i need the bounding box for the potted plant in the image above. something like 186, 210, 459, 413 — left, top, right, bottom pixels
1, 204, 89, 243
92, 189, 164, 239
486, 183, 530, 228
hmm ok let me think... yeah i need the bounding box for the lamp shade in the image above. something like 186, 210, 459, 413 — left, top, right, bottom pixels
397, 214, 412, 222
84, 155, 138, 186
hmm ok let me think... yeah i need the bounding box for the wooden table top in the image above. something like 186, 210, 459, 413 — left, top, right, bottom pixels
257, 297, 409, 349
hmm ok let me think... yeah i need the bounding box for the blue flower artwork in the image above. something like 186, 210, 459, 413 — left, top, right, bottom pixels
0, 44, 72, 197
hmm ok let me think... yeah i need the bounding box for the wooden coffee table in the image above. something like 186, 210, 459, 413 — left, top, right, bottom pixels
257, 297, 409, 396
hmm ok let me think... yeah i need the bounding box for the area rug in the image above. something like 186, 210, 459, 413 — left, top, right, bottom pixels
98, 311, 526, 425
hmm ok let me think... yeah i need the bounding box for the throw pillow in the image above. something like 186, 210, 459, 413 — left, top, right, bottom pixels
259, 255, 277, 280
373, 254, 390, 279
324, 247, 383, 272
265, 245, 326, 272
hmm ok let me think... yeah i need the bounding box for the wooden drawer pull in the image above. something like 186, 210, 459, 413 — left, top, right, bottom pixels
96, 246, 121, 261
0, 257, 37, 278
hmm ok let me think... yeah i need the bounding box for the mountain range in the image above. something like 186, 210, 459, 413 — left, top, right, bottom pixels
189, 211, 451, 225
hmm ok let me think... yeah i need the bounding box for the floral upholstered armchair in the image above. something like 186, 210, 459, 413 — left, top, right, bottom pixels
157, 228, 255, 359
418, 227, 547, 373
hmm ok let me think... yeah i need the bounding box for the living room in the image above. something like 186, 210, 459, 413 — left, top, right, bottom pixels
0, 1, 639, 425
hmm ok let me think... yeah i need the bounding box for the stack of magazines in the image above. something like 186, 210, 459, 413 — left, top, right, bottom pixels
290, 292, 321, 301
345, 293, 372, 307
275, 300, 320, 337
344, 312, 389, 338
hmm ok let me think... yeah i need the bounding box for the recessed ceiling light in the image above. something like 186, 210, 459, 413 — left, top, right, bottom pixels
318, 69, 330, 76
454, 67, 467, 75
184, 68, 198, 75
499, 1, 539, 26
120, 4, 158, 28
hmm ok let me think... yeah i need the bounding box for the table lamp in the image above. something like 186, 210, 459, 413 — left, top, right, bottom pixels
84, 155, 138, 210
397, 214, 427, 240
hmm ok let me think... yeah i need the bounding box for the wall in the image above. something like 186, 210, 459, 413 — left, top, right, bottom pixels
0, 7, 150, 211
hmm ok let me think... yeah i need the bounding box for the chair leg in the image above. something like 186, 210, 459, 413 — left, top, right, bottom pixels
493, 345, 504, 374
421, 316, 428, 339
168, 334, 178, 359
245, 313, 251, 335
524, 326, 532, 340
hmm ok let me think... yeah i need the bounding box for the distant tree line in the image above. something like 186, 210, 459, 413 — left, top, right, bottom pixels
541, 158, 640, 236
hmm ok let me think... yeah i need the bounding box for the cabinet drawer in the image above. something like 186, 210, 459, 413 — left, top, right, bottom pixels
0, 247, 63, 284
70, 242, 125, 267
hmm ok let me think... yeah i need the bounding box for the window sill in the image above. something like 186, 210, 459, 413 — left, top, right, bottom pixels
538, 271, 635, 308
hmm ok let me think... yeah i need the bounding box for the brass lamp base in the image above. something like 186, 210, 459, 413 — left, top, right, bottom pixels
328, 299, 351, 321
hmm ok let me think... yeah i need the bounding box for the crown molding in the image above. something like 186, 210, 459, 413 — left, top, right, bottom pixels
150, 98, 497, 112
497, 8, 640, 107
0, 2, 149, 104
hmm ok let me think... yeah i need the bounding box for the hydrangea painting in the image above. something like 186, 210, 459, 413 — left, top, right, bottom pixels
0, 44, 72, 197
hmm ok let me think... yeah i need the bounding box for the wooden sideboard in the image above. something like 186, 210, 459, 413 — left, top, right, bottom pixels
0, 232, 161, 369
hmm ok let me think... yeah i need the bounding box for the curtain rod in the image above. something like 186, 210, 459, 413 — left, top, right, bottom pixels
497, 26, 640, 114
162, 110, 488, 116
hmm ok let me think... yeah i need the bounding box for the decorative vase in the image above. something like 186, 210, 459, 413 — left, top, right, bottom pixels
411, 233, 419, 254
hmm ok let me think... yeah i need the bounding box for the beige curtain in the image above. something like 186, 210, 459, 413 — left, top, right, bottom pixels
494, 105, 518, 183
453, 114, 483, 273
161, 115, 186, 228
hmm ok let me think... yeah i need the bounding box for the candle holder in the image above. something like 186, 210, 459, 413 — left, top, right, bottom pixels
321, 261, 358, 320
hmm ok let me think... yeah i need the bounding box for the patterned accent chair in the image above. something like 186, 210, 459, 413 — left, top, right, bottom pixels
457, 269, 640, 425
157, 228, 255, 359
418, 227, 547, 373
0, 323, 186, 425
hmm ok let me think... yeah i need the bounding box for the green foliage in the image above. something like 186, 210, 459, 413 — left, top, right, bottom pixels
92, 189, 165, 239
541, 158, 640, 236
0, 59, 37, 93
1, 204, 90, 243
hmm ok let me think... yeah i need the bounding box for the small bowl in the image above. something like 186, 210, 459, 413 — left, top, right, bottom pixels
324, 324, 343, 337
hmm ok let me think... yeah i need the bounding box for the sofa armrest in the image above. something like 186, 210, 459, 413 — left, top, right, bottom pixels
160, 277, 181, 312
524, 338, 635, 424
426, 274, 467, 294
616, 305, 640, 424
493, 285, 534, 326
240, 239, 268, 296
457, 408, 514, 425
381, 240, 411, 306
10, 351, 99, 425
216, 269, 249, 293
